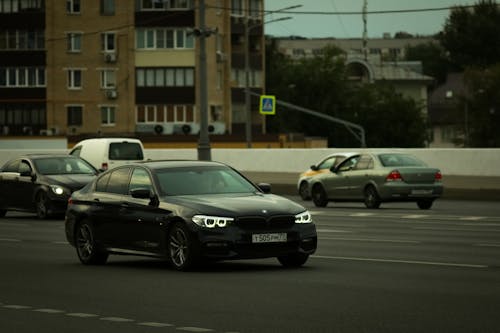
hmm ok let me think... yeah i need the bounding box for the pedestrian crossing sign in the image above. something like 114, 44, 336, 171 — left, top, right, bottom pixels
259, 95, 276, 115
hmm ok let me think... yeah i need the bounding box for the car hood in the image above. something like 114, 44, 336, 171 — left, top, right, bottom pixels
45, 174, 96, 192
163, 193, 307, 217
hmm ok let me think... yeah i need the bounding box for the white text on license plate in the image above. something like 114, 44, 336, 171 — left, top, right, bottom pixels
252, 233, 287, 243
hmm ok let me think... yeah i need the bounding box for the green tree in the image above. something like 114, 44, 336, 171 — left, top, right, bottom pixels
404, 41, 454, 85
265, 40, 428, 147
439, 0, 500, 69
462, 65, 500, 147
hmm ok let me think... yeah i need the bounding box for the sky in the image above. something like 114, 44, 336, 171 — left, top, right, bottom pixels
263, 0, 478, 38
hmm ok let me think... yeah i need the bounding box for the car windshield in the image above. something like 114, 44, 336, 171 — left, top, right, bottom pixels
155, 166, 257, 196
378, 154, 426, 167
34, 157, 96, 175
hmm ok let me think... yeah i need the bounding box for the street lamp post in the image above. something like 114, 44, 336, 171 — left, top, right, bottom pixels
244, 5, 301, 149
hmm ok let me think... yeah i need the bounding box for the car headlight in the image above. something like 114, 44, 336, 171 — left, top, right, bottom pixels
50, 185, 67, 195
192, 215, 234, 228
295, 211, 312, 224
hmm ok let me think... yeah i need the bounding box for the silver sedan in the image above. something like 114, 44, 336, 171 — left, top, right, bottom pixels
309, 152, 443, 209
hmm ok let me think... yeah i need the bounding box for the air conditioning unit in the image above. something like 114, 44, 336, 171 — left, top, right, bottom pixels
106, 90, 117, 99
104, 52, 117, 63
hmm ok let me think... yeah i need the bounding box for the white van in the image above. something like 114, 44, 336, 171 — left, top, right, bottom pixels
69, 138, 145, 171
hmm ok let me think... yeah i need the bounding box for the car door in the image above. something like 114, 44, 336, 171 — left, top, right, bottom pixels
121, 167, 165, 253
16, 159, 38, 211
343, 154, 375, 198
91, 167, 132, 249
323, 156, 359, 199
0, 159, 20, 209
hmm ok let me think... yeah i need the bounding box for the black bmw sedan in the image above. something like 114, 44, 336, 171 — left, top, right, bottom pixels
0, 154, 98, 219
65, 160, 317, 270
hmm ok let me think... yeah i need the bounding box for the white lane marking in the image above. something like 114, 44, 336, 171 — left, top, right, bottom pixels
0, 238, 21, 242
3, 305, 32, 309
460, 216, 485, 221
66, 313, 99, 318
33, 308, 65, 314
402, 214, 428, 219
316, 229, 353, 233
349, 213, 375, 217
311, 255, 488, 268
474, 243, 500, 248
319, 237, 421, 244
177, 327, 214, 332
100, 317, 135, 322
137, 322, 174, 327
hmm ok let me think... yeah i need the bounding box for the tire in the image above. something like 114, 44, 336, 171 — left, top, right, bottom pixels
364, 185, 381, 209
168, 222, 199, 271
75, 220, 108, 265
417, 200, 434, 210
35, 191, 50, 219
0, 209, 6, 218
311, 184, 328, 207
298, 181, 311, 201
277, 253, 309, 268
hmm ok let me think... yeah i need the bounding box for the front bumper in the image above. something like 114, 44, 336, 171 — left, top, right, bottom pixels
194, 223, 317, 260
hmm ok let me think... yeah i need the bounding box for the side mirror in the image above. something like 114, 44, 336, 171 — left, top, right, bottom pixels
19, 170, 32, 177
257, 183, 271, 194
310, 165, 319, 171
131, 188, 159, 207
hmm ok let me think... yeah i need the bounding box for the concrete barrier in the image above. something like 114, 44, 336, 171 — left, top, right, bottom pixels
1, 147, 500, 200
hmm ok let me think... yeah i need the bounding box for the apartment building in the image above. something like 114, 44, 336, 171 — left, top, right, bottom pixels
0, 0, 266, 139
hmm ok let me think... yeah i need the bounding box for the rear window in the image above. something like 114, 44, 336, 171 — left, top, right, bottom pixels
378, 154, 426, 167
108, 142, 144, 161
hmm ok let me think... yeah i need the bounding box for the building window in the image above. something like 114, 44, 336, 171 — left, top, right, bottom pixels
67, 105, 83, 126
67, 69, 82, 89
136, 67, 194, 87
249, 0, 261, 18
136, 104, 195, 124
66, 0, 81, 14
101, 106, 115, 125
231, 0, 243, 16
101, 0, 115, 15
100, 70, 116, 88
0, 67, 45, 87
139, 0, 192, 10
67, 33, 82, 52
136, 28, 194, 50
101, 32, 116, 52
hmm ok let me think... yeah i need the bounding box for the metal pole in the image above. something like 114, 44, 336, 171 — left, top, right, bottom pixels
197, 0, 211, 161
244, 15, 252, 148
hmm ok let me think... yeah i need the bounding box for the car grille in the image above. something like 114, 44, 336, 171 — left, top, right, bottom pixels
235, 215, 295, 230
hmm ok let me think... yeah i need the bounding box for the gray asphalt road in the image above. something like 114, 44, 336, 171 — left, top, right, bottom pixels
1, 199, 500, 333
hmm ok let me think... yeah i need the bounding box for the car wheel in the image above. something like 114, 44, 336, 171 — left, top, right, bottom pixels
417, 200, 434, 210
0, 209, 6, 217
35, 191, 50, 219
311, 184, 328, 207
364, 186, 381, 209
299, 181, 311, 200
75, 220, 108, 265
277, 253, 309, 268
168, 222, 199, 271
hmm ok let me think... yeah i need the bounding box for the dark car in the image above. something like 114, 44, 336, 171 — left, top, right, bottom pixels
65, 160, 317, 271
0, 154, 98, 219
309, 152, 443, 209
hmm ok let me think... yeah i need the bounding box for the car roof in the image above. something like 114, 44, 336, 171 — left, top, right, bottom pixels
16, 154, 80, 160
76, 137, 142, 144
136, 160, 228, 170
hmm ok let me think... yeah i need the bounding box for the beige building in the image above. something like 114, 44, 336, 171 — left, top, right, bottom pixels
1, 0, 267, 143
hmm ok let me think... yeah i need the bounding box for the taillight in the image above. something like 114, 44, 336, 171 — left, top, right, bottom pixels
101, 163, 108, 170
67, 197, 73, 206
386, 170, 403, 182
435, 171, 442, 182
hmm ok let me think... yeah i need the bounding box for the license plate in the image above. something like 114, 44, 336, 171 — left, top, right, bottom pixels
411, 189, 433, 195
252, 233, 287, 243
